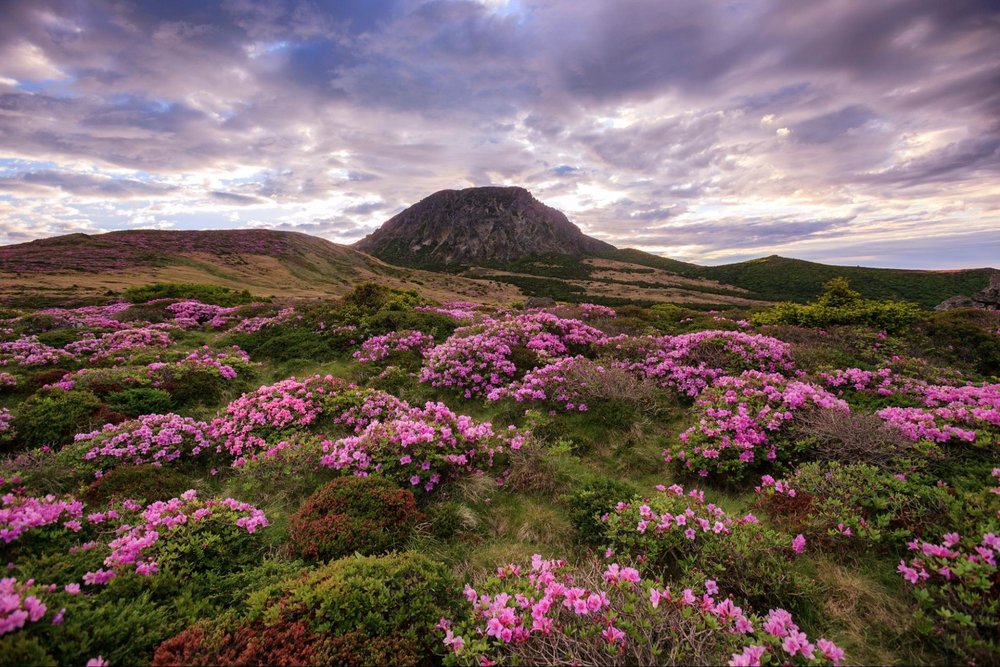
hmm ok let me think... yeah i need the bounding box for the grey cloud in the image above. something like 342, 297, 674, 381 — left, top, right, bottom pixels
0, 170, 176, 198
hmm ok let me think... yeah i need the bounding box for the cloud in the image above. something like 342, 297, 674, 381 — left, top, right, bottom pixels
0, 0, 996, 268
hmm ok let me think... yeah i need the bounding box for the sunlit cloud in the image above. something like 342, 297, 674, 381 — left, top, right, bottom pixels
0, 0, 997, 268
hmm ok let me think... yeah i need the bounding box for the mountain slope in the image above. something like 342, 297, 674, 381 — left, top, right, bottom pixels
691, 255, 996, 308
0, 229, 521, 305
354, 186, 614, 266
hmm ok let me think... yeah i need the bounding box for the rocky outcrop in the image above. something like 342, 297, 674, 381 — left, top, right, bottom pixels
354, 186, 615, 266
935, 274, 1000, 311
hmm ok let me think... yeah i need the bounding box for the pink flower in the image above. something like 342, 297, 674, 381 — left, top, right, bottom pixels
791, 533, 806, 554
729, 645, 766, 666
817, 638, 846, 666
86, 657, 109, 667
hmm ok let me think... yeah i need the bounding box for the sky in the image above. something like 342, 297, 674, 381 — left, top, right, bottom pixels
0, 0, 998, 269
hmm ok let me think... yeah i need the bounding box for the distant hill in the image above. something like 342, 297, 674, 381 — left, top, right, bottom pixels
632, 253, 995, 309
0, 229, 521, 305
449, 248, 995, 309
354, 186, 615, 266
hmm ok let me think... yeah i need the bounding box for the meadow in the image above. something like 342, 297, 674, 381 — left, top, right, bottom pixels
0, 279, 997, 666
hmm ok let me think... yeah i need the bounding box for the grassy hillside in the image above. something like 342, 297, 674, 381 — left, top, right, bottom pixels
599, 250, 995, 308
0, 229, 522, 306
697, 256, 996, 307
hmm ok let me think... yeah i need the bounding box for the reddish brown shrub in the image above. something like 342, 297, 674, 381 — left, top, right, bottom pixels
288, 476, 419, 561
152, 619, 321, 667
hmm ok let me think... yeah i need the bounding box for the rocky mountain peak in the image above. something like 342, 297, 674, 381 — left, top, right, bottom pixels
353, 186, 615, 266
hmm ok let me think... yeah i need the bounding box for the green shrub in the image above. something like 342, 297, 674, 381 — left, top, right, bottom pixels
12, 390, 101, 450
106, 388, 174, 417
288, 476, 420, 561
247, 551, 458, 661
122, 283, 257, 306
82, 464, 191, 504
918, 309, 1000, 377
567, 478, 637, 545
755, 462, 950, 551
226, 326, 342, 362
603, 487, 808, 612
752, 278, 922, 332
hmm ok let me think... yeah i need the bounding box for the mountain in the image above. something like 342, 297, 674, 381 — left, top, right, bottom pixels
0, 229, 521, 305
454, 248, 997, 309
354, 186, 615, 266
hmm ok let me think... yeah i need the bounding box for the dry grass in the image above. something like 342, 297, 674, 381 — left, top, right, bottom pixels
811, 556, 931, 666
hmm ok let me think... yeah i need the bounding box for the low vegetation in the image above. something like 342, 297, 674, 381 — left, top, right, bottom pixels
1, 278, 997, 666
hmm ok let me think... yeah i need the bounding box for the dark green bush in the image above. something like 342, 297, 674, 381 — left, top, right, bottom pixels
288, 476, 420, 561
226, 325, 341, 362
106, 388, 174, 417
12, 389, 101, 450
918, 309, 1000, 377
247, 551, 458, 661
567, 478, 636, 545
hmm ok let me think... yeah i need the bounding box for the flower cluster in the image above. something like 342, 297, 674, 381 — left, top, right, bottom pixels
64, 327, 172, 362
1, 492, 84, 544
420, 312, 608, 398
69, 413, 214, 477
321, 401, 522, 492
876, 406, 994, 444
415, 302, 479, 322
0, 578, 48, 637
667, 371, 848, 477
165, 301, 241, 329
230, 307, 297, 333
897, 531, 999, 662
440, 555, 843, 667
0, 337, 71, 367
487, 355, 605, 411
98, 490, 268, 581
353, 330, 435, 363
210, 375, 349, 458
602, 330, 794, 398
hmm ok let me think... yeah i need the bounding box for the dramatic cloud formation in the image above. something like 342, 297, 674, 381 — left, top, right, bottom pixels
0, 0, 998, 267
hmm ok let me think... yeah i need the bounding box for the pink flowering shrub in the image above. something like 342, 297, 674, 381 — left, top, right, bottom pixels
353, 330, 435, 363
440, 555, 843, 667
601, 330, 795, 398
0, 337, 71, 367
61, 414, 214, 478
877, 405, 998, 446
64, 327, 172, 363
754, 463, 948, 549
51, 346, 255, 400
0, 578, 50, 637
420, 312, 608, 398
320, 401, 525, 493
165, 300, 242, 329
898, 531, 999, 662
100, 490, 268, 580
1, 491, 84, 544
666, 371, 848, 478
487, 355, 657, 413
229, 306, 297, 333
0, 372, 18, 390
602, 484, 805, 610
0, 408, 13, 444
415, 302, 479, 322
209, 375, 351, 459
